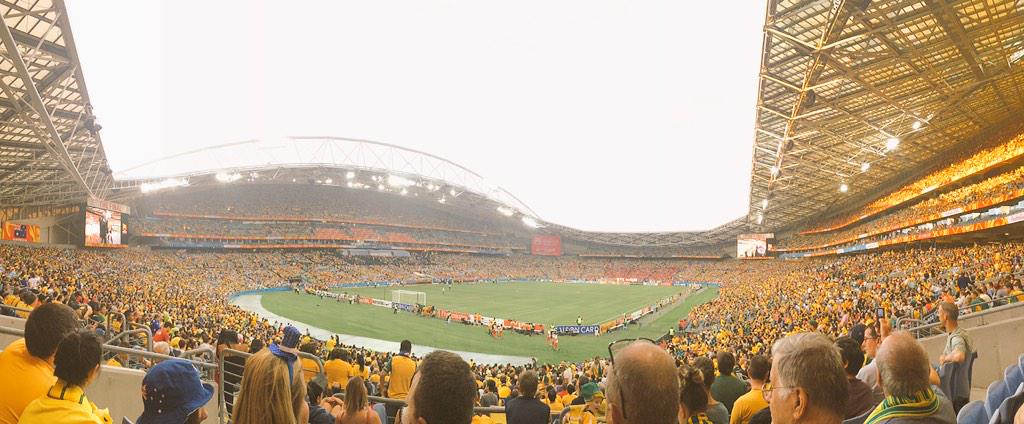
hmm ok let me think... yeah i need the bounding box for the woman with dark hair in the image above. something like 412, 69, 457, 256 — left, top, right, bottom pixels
18, 330, 112, 423
337, 377, 380, 424
679, 364, 712, 424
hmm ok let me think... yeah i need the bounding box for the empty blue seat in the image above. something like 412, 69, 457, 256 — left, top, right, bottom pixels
986, 380, 1009, 418
958, 400, 987, 424
1006, 364, 1024, 394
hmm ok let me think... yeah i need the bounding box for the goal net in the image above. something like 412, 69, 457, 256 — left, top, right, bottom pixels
391, 290, 426, 305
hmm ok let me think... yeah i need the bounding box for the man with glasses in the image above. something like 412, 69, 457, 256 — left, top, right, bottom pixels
857, 325, 884, 394
765, 333, 848, 424
605, 339, 679, 424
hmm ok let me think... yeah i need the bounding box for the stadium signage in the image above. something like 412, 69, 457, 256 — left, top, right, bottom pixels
554, 325, 600, 335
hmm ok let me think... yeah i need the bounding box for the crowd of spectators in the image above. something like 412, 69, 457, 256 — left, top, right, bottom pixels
780, 165, 1024, 250
0, 241, 1023, 423
802, 123, 1024, 234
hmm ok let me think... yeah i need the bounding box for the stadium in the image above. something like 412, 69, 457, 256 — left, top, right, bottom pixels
1, 1, 1024, 424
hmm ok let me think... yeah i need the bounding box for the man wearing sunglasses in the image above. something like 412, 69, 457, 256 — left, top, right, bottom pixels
605, 339, 679, 424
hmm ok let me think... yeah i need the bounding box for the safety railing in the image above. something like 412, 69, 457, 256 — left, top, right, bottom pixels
105, 328, 155, 352
901, 296, 1024, 338
0, 302, 33, 316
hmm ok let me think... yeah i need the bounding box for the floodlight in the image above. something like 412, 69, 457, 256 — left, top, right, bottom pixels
912, 121, 922, 130
497, 206, 515, 217
387, 175, 415, 188
770, 165, 780, 177
861, 162, 870, 172
839, 183, 849, 193
378, 184, 385, 191
215, 172, 242, 183
346, 171, 356, 180
761, 199, 768, 208
521, 216, 541, 228
400, 188, 408, 196
325, 178, 333, 184
141, 178, 189, 193
756, 213, 764, 225
438, 196, 447, 204
886, 137, 900, 151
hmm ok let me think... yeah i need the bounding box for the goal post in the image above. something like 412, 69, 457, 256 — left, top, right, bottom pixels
391, 289, 426, 305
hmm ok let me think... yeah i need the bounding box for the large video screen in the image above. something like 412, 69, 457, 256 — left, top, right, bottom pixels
85, 206, 127, 246
737, 233, 774, 258
531, 235, 563, 256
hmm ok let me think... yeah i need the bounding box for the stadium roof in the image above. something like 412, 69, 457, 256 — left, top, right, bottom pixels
749, 0, 1024, 230
0, 0, 112, 209
5, 0, 1024, 248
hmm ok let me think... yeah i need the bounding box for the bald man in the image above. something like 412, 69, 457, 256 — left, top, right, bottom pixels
606, 341, 679, 424
868, 332, 956, 424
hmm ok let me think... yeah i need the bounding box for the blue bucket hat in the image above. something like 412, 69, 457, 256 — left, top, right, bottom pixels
137, 359, 214, 424
268, 325, 302, 379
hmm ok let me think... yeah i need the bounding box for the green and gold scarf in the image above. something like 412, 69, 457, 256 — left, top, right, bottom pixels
864, 388, 941, 424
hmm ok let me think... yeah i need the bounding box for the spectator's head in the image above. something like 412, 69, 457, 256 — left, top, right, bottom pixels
53, 330, 103, 387
518, 370, 539, 397
606, 341, 679, 424
153, 341, 171, 356
247, 339, 264, 354
232, 349, 308, 424
138, 359, 215, 424
678, 363, 709, 422
835, 336, 864, 378
692, 356, 716, 390
328, 347, 345, 361
345, 377, 369, 418
849, 324, 866, 345
717, 351, 736, 376
24, 302, 78, 360
875, 332, 931, 398
547, 388, 558, 403
747, 355, 770, 384
405, 350, 476, 424
768, 333, 847, 424
307, 380, 325, 405
486, 379, 498, 394
399, 340, 412, 355
861, 325, 881, 359
938, 302, 959, 329
19, 289, 36, 306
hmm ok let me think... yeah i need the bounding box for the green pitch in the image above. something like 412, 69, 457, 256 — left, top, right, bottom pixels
260, 282, 718, 363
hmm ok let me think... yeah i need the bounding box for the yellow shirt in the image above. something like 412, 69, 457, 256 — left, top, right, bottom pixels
14, 302, 32, 319
388, 355, 417, 400
548, 401, 565, 413
0, 339, 55, 424
301, 357, 320, 383
17, 380, 111, 424
324, 359, 353, 389
560, 394, 576, 406
729, 388, 769, 424
498, 385, 511, 399
472, 415, 495, 424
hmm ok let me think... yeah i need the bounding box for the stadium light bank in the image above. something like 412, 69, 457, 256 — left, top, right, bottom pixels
140, 177, 189, 194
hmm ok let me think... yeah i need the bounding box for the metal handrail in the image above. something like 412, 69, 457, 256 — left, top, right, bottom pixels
364, 396, 508, 414
181, 346, 216, 363
903, 296, 1024, 337
0, 303, 33, 316
105, 328, 154, 352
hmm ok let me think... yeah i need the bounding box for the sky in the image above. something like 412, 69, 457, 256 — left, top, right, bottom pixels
65, 1, 764, 233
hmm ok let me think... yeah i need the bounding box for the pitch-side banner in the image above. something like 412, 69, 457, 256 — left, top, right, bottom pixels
554, 325, 600, 335
2, 222, 40, 242
531, 235, 563, 256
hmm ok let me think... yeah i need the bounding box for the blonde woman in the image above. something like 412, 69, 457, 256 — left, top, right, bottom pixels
232, 348, 310, 424
336, 377, 380, 424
